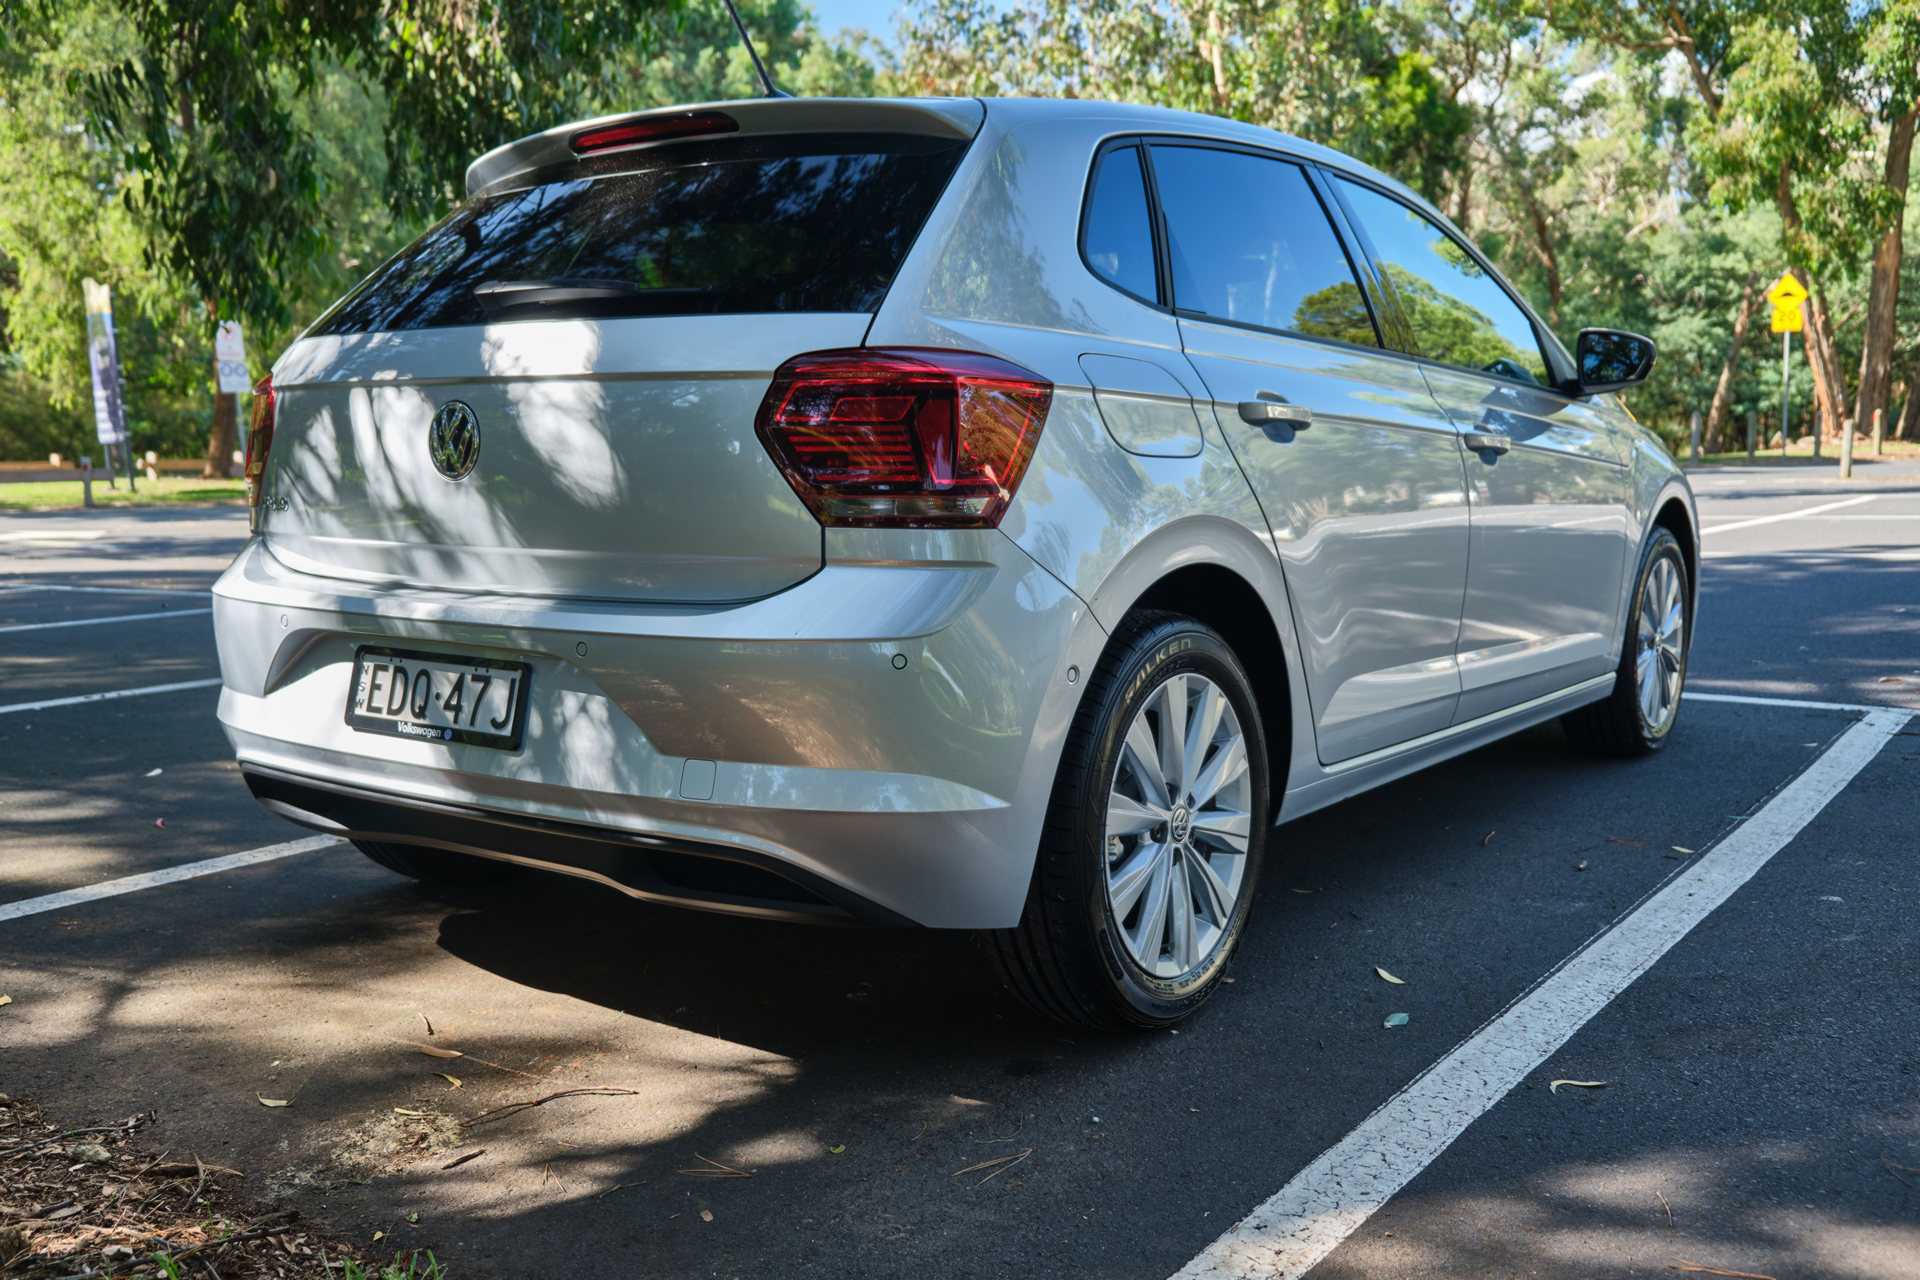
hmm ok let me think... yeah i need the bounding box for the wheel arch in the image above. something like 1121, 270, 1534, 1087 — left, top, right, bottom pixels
1082, 519, 1304, 802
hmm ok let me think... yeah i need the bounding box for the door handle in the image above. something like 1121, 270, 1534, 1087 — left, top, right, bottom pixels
1238, 393, 1312, 427
1462, 431, 1511, 454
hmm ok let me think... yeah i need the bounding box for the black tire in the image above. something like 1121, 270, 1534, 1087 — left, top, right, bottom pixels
352, 838, 521, 886
986, 611, 1271, 1031
1562, 526, 1691, 758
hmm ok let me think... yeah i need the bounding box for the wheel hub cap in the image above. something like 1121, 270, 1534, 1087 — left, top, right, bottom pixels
1102, 672, 1253, 980
1634, 556, 1686, 734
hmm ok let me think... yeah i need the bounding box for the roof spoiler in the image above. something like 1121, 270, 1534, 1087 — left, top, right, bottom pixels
464, 97, 986, 198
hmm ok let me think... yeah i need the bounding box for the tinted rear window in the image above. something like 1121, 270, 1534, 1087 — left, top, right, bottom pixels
313, 133, 969, 334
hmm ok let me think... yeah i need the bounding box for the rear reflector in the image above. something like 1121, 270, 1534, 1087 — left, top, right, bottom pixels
570, 111, 738, 156
244, 374, 275, 523
756, 349, 1052, 528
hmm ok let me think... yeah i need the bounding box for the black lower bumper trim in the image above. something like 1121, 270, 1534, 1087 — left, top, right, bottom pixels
241, 764, 910, 927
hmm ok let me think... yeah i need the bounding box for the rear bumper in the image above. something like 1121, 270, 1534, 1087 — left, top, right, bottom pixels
244, 764, 911, 926
211, 530, 1108, 928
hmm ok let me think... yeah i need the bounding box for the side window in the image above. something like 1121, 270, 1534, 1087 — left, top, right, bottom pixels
1335, 178, 1550, 386
1081, 146, 1159, 302
1149, 145, 1378, 346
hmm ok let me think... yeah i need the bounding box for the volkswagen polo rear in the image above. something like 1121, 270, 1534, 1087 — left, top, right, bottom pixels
213, 98, 1093, 928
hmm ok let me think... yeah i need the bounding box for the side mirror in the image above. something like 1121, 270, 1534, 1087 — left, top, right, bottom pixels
1575, 328, 1656, 395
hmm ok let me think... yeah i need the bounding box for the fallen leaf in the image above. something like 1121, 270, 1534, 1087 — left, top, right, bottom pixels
1289, 888, 1314, 894
405, 1212, 420, 1224
1672, 846, 1695, 854
1549, 1079, 1607, 1095
1577, 860, 1590, 871
393, 1107, 427, 1117
699, 1209, 714, 1222
372, 1232, 386, 1242
1879, 675, 1904, 683
154, 818, 165, 829
1482, 830, 1495, 846
0, 995, 11, 1007
144, 768, 162, 777
419, 1013, 434, 1036
415, 1046, 463, 1059
257, 1096, 291, 1108
1383, 1012, 1409, 1028
1374, 967, 1406, 985
435, 1073, 463, 1089
1606, 837, 1646, 849
828, 1144, 846, 1154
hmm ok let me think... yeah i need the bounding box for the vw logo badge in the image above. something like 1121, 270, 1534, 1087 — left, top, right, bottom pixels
428, 401, 480, 480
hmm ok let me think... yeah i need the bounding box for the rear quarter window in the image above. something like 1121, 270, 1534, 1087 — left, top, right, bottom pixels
313, 133, 970, 334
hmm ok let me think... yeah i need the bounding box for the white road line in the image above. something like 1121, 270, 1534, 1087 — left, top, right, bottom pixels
0, 607, 212, 635
0, 584, 211, 596
1699, 493, 1877, 535
0, 676, 223, 716
0, 835, 342, 924
1704, 548, 1920, 561
1684, 690, 1905, 714
1171, 706, 1911, 1280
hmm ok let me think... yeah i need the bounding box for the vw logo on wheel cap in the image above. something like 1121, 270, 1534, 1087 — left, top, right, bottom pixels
428, 401, 481, 480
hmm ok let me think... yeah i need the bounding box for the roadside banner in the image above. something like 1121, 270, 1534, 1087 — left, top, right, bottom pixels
214, 320, 252, 393
81, 278, 128, 446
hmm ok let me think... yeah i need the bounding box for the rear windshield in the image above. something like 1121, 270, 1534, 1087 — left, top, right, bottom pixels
312, 132, 969, 334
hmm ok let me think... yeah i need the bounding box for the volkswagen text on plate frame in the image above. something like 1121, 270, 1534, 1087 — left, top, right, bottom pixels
213, 96, 1696, 1030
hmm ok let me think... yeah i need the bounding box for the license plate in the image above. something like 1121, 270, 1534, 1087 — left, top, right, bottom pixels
345, 646, 531, 750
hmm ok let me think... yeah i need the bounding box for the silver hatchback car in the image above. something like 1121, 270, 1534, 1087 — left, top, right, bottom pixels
216, 96, 1696, 1030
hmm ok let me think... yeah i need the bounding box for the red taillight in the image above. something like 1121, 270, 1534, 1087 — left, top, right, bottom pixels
755, 349, 1053, 528
570, 111, 738, 156
245, 374, 275, 517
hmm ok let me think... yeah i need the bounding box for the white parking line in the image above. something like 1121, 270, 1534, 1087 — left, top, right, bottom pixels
0, 584, 211, 596
0, 835, 342, 924
0, 607, 212, 635
1171, 705, 1912, 1280
1703, 548, 1920, 560
1699, 493, 1877, 535
1684, 690, 1905, 714
0, 676, 223, 716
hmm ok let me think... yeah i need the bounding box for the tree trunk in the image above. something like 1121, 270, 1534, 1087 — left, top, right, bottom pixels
1706, 272, 1759, 451
1778, 173, 1850, 441
203, 378, 236, 479
1803, 283, 1849, 441
1854, 106, 1918, 440
1523, 188, 1562, 326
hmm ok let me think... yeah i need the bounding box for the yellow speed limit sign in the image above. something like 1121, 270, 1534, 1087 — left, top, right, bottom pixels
1768, 273, 1807, 333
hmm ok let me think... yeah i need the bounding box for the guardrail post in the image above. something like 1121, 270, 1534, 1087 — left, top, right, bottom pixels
1841, 411, 1856, 478
1872, 407, 1884, 457
1689, 410, 1701, 462
1747, 409, 1757, 462
80, 456, 93, 509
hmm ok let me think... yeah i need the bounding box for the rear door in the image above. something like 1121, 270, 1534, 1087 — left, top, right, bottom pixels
1153, 143, 1472, 764
261, 130, 971, 604
1329, 177, 1633, 719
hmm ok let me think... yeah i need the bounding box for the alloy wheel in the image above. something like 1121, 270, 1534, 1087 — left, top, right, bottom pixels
1103, 672, 1253, 978
1636, 555, 1685, 733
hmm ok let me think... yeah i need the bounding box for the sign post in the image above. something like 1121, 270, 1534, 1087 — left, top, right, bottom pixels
1767, 274, 1807, 461
214, 321, 252, 476
81, 279, 133, 491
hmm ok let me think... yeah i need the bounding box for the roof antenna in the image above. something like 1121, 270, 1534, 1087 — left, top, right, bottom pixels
719, 0, 790, 99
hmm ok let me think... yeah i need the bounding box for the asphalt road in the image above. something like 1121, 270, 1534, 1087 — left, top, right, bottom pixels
2, 461, 1917, 1280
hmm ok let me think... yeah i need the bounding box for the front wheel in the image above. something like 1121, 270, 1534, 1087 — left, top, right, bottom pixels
986, 612, 1270, 1031
1562, 526, 1690, 757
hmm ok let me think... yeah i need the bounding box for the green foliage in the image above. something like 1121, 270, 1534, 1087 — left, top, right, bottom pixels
585, 0, 878, 106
